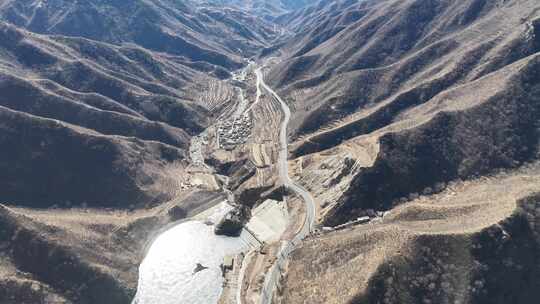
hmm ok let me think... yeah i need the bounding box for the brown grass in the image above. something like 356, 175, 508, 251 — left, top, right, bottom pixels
279, 163, 540, 304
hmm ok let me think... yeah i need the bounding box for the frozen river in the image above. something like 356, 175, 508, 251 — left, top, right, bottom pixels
132, 203, 249, 304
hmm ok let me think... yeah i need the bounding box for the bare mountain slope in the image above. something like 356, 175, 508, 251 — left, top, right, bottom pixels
324, 52, 540, 225
0, 0, 279, 68
0, 22, 209, 134
280, 165, 540, 304
0, 22, 206, 209
1, 0, 540, 303
263, 0, 540, 224
0, 105, 187, 208
269, 0, 540, 138
0, 1, 280, 302
198, 0, 311, 17
260, 1, 540, 303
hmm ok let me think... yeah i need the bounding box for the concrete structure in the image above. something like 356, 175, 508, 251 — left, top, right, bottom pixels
222, 255, 235, 276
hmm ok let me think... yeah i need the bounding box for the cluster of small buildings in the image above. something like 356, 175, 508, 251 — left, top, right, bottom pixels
189, 131, 208, 167
217, 114, 252, 148
318, 211, 390, 234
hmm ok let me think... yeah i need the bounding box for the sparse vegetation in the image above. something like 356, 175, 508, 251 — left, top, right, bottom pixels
1, 0, 540, 303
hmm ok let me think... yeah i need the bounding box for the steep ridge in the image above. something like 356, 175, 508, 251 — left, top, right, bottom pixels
325, 53, 540, 224
0, 105, 187, 208
0, 0, 279, 68
0, 1, 283, 303
264, 0, 540, 224
199, 0, 311, 17
0, 22, 202, 208
0, 22, 209, 133
1, 0, 539, 304
269, 0, 540, 139
261, 1, 540, 303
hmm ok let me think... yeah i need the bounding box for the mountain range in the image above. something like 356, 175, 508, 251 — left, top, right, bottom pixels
0, 0, 539, 304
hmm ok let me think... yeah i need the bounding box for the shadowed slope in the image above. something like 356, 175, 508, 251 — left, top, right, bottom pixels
0, 106, 186, 208
270, 0, 540, 140
323, 52, 540, 225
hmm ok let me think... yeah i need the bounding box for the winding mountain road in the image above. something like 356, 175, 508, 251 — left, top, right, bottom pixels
254, 66, 316, 304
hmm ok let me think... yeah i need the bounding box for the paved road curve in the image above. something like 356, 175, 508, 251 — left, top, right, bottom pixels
254, 66, 316, 304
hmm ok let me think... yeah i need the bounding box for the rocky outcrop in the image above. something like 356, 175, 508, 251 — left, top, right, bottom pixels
215, 205, 252, 236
